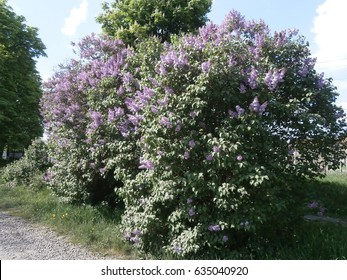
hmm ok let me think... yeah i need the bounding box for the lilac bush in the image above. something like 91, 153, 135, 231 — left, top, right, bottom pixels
41, 11, 347, 257
118, 11, 347, 257
41, 34, 138, 204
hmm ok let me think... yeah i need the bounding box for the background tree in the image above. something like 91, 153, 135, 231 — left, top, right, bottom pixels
96, 0, 212, 45
0, 0, 46, 153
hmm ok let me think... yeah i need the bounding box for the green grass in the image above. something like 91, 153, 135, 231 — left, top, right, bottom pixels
0, 173, 347, 259
303, 173, 347, 219
0, 183, 138, 259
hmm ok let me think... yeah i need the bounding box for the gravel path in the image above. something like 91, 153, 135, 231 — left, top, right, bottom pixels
0, 211, 108, 260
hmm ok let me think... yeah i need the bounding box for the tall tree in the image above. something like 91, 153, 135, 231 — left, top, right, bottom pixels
97, 0, 212, 45
0, 0, 46, 152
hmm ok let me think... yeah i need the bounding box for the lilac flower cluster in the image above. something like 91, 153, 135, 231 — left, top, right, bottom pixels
125, 229, 142, 244
249, 96, 268, 115
157, 48, 189, 76
264, 68, 286, 91
307, 201, 326, 216
208, 224, 221, 232
138, 158, 155, 170
89, 111, 104, 132
247, 67, 258, 89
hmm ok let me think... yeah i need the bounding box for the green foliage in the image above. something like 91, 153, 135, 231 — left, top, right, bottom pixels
0, 138, 50, 189
97, 0, 212, 45
0, 0, 46, 152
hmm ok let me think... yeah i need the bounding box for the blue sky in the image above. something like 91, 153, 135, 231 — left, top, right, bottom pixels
7, 0, 347, 110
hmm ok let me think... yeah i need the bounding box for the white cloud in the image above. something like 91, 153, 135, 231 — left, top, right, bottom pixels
312, 0, 347, 71
61, 0, 89, 36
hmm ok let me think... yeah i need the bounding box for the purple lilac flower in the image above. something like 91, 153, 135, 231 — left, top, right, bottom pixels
148, 77, 159, 86
189, 111, 197, 118
298, 66, 309, 77
235, 105, 245, 116
274, 31, 288, 47
264, 68, 286, 91
249, 96, 260, 112
187, 198, 193, 204
307, 201, 319, 209
115, 107, 124, 118
117, 85, 125, 96
130, 237, 140, 244
157, 95, 169, 106
43, 171, 52, 182
118, 122, 130, 138
122, 72, 134, 85
150, 105, 159, 113
99, 167, 106, 175
237, 155, 243, 161
128, 114, 144, 126
132, 230, 142, 236
173, 244, 183, 254
222, 235, 229, 243
157, 64, 168, 76
258, 101, 268, 115
160, 116, 172, 128
264, 70, 273, 88
108, 107, 124, 123
228, 55, 237, 67
248, 67, 258, 89
89, 111, 104, 130
125, 97, 141, 113
161, 50, 189, 68
239, 83, 247, 94
206, 154, 213, 161
108, 109, 115, 123
188, 140, 196, 148
139, 158, 155, 170
184, 151, 190, 160
188, 208, 195, 217
228, 110, 238, 118
249, 96, 268, 115
142, 87, 155, 99
317, 72, 326, 89
201, 60, 211, 73
175, 125, 181, 132
208, 224, 221, 232
164, 87, 174, 94
213, 146, 221, 153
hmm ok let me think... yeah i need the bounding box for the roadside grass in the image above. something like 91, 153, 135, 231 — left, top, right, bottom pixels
0, 182, 138, 259
0, 173, 347, 259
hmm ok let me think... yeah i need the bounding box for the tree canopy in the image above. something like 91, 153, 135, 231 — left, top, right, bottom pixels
96, 0, 212, 45
0, 0, 46, 152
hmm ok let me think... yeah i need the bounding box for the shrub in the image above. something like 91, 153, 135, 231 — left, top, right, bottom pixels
0, 138, 50, 189
41, 35, 135, 205
41, 11, 347, 258
118, 11, 347, 257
